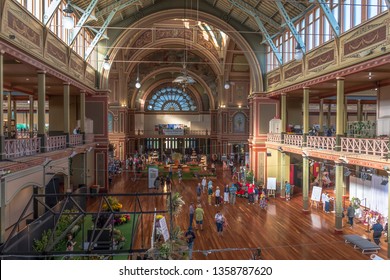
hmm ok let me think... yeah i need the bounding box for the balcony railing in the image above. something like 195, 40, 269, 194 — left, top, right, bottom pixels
4, 138, 41, 159
46, 135, 67, 152
284, 134, 303, 146
307, 136, 336, 150
135, 129, 209, 136
69, 134, 83, 146
341, 137, 389, 157
267, 133, 282, 143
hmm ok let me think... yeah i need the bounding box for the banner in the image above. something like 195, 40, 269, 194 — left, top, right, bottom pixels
156, 124, 185, 135
148, 165, 159, 189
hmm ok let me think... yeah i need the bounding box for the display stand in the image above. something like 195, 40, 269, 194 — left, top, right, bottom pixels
267, 189, 276, 198
266, 177, 277, 198
310, 186, 322, 208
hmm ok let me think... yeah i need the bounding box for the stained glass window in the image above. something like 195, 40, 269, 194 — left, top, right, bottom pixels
146, 87, 197, 111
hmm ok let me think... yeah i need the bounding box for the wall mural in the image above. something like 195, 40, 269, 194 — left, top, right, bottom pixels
233, 112, 246, 133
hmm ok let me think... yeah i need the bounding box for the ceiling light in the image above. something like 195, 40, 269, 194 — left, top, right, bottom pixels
63, 1, 74, 14
63, 15, 74, 29
135, 64, 141, 88
102, 55, 111, 70
224, 81, 230, 90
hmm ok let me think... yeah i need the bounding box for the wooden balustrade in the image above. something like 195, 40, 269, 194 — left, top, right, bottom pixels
4, 138, 41, 159
69, 134, 83, 146
46, 135, 67, 152
307, 136, 336, 150
284, 134, 303, 146
267, 133, 282, 142
341, 137, 389, 157
135, 130, 209, 136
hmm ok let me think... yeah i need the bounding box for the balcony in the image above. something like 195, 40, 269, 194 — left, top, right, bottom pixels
135, 129, 209, 137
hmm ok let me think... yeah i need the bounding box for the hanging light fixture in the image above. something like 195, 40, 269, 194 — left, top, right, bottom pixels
102, 55, 111, 70
135, 64, 141, 89
294, 43, 303, 61
224, 81, 230, 90
173, 1, 196, 90
63, 1, 74, 29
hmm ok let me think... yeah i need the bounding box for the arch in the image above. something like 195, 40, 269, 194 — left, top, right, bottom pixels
104, 9, 262, 93
145, 87, 198, 112
6, 182, 41, 205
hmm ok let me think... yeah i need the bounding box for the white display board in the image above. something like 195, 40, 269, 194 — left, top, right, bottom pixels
148, 166, 159, 189
267, 177, 277, 190
159, 217, 170, 242
311, 186, 322, 202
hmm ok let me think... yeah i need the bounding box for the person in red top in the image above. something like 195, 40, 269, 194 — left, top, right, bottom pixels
247, 184, 255, 205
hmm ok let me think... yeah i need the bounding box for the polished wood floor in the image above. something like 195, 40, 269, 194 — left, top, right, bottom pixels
91, 165, 389, 260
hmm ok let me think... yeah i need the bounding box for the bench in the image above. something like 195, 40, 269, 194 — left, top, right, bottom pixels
344, 234, 380, 254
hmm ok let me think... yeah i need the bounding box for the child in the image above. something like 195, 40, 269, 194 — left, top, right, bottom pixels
178, 170, 182, 184
259, 190, 267, 210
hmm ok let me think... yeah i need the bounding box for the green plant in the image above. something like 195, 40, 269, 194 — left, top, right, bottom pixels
351, 197, 361, 209
167, 192, 185, 217
33, 229, 53, 252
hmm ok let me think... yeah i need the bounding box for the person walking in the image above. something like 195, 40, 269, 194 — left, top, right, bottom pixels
195, 204, 204, 231
215, 186, 221, 206
371, 220, 384, 245
208, 186, 213, 206
189, 202, 195, 228
247, 184, 254, 204
285, 181, 291, 201
223, 184, 229, 204
185, 227, 196, 260
196, 183, 202, 202
229, 183, 237, 205
347, 203, 355, 228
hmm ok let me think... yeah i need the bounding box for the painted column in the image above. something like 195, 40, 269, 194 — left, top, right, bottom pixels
319, 99, 324, 135
7, 92, 11, 138
281, 93, 286, 142
386, 167, 390, 258
327, 103, 332, 130
335, 77, 345, 151
29, 95, 34, 138
280, 151, 286, 198
357, 99, 362, 122
0, 51, 4, 160
334, 162, 344, 232
37, 71, 46, 152
302, 155, 309, 211
344, 97, 348, 136
63, 83, 70, 144
12, 100, 17, 135
303, 87, 309, 146
80, 90, 86, 134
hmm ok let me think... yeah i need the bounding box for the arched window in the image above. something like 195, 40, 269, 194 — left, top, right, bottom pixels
146, 87, 197, 112
233, 113, 246, 133
108, 112, 113, 133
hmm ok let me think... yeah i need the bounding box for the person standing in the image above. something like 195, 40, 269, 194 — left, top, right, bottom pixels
195, 204, 204, 231
285, 181, 291, 201
215, 210, 225, 236
223, 184, 229, 204
208, 179, 213, 190
201, 176, 207, 193
229, 183, 237, 205
196, 183, 202, 202
215, 186, 221, 206
189, 202, 195, 228
247, 184, 254, 204
208, 186, 213, 206
371, 220, 384, 245
66, 234, 76, 251
324, 193, 330, 213
347, 203, 355, 228
321, 191, 327, 211
185, 227, 196, 260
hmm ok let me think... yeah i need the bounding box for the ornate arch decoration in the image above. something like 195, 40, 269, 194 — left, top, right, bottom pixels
145, 87, 198, 112
105, 9, 262, 93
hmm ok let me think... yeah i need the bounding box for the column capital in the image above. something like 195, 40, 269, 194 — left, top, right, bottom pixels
0, 50, 5, 55
80, 89, 87, 94
303, 86, 310, 90
63, 82, 70, 86
280, 92, 286, 97
336, 76, 345, 81
37, 70, 46, 75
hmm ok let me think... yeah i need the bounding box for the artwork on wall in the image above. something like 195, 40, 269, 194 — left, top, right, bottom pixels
233, 113, 245, 133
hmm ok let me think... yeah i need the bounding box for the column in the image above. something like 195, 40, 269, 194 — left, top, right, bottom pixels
302, 155, 309, 212
334, 162, 344, 232
357, 99, 362, 122
344, 96, 348, 136
0, 178, 5, 242
29, 95, 34, 138
7, 92, 11, 138
13, 100, 17, 136
326, 103, 332, 130
279, 151, 286, 198
38, 71, 46, 152
0, 51, 4, 160
335, 77, 345, 151
385, 167, 390, 258
281, 93, 286, 142
303, 87, 309, 146
63, 83, 70, 142
80, 90, 86, 134
319, 99, 324, 135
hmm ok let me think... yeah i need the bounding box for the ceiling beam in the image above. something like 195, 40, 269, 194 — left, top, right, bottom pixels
287, 0, 306, 12
69, 0, 99, 46
316, 0, 340, 37
95, 0, 138, 18
43, 0, 61, 26
275, 0, 305, 53
227, 0, 280, 29
85, 0, 140, 60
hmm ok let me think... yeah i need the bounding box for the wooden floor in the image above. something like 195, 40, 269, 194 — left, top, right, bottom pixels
90, 166, 389, 260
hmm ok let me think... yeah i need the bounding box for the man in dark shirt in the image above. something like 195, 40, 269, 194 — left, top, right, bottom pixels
185, 227, 196, 260
371, 220, 384, 245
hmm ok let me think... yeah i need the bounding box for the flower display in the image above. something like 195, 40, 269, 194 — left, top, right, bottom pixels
102, 196, 123, 211
113, 214, 130, 226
